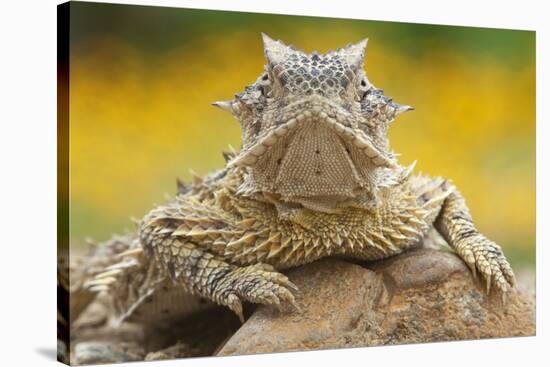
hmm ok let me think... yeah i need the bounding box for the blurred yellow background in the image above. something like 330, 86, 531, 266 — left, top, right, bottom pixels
67, 3, 535, 266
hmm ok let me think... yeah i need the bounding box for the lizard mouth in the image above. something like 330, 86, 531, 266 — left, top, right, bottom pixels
229, 109, 395, 170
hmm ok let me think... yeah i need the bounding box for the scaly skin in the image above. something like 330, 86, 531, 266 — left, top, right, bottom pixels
83, 34, 515, 323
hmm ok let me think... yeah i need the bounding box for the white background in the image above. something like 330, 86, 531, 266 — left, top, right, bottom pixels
0, 0, 547, 366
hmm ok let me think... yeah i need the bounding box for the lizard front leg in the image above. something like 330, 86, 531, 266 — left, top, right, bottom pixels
140, 219, 298, 321
433, 187, 516, 294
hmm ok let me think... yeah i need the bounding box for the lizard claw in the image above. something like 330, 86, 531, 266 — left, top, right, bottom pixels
216, 264, 300, 318
457, 235, 515, 296
226, 293, 244, 322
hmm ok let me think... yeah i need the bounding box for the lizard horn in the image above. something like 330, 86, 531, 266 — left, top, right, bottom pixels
337, 38, 368, 70
261, 32, 291, 66
212, 100, 234, 113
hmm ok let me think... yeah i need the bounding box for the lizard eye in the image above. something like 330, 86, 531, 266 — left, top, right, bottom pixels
258, 73, 272, 97
358, 79, 371, 100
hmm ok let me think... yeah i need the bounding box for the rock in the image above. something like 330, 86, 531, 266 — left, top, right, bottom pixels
144, 307, 242, 357
71, 303, 240, 364
217, 248, 535, 356
71, 296, 147, 365
145, 342, 193, 361
71, 289, 241, 363
73, 341, 145, 365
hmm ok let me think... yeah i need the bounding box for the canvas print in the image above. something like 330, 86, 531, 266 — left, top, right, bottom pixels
57, 1, 536, 364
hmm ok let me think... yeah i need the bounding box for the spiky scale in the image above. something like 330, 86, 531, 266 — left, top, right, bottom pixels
369, 231, 395, 250
237, 218, 257, 228
399, 225, 423, 237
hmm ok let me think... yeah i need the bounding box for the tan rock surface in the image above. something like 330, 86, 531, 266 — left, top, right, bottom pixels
218, 249, 535, 356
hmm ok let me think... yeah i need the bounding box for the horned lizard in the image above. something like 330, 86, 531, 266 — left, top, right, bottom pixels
80, 34, 515, 324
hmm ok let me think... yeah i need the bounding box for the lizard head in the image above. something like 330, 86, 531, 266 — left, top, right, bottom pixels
214, 33, 413, 212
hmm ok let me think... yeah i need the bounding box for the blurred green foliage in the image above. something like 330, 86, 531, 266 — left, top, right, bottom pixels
67, 2, 535, 267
